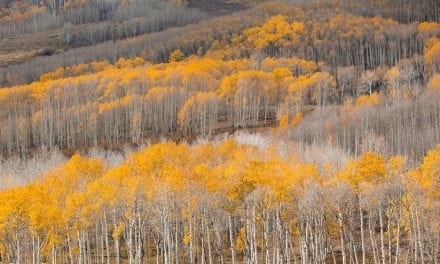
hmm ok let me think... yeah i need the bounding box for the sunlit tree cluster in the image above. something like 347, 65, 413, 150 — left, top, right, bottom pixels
0, 56, 322, 155
0, 140, 439, 263
1, 25, 439, 156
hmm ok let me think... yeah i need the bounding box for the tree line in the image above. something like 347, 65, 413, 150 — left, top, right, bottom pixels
0, 0, 205, 37
0, 138, 438, 263
0, 56, 317, 156
0, 29, 439, 158
1, 1, 439, 87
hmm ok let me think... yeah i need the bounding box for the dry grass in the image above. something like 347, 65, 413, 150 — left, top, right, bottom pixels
0, 28, 62, 66
188, 0, 247, 16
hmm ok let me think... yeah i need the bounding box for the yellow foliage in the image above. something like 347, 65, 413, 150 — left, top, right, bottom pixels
419, 145, 440, 199
183, 226, 191, 245
112, 224, 125, 239
169, 49, 185, 62
0, 140, 438, 258
278, 114, 289, 128
387, 156, 406, 175
424, 37, 440, 76
91, 60, 111, 72
236, 227, 246, 251
418, 22, 440, 33
291, 112, 302, 127
355, 93, 380, 107
340, 152, 386, 190
245, 15, 306, 51
428, 74, 440, 90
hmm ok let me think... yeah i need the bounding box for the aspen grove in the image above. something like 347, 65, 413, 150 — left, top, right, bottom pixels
0, 139, 439, 263
0, 0, 439, 263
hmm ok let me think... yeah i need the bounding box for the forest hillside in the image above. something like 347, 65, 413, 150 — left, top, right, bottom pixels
0, 0, 439, 263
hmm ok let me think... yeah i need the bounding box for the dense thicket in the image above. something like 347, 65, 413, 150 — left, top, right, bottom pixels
2, 1, 439, 87
0, 0, 206, 38
0, 6, 252, 87
58, 4, 205, 48
335, 0, 439, 23
0, 56, 317, 156
290, 90, 440, 163
0, 1, 439, 263
0, 18, 439, 158
0, 139, 439, 264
